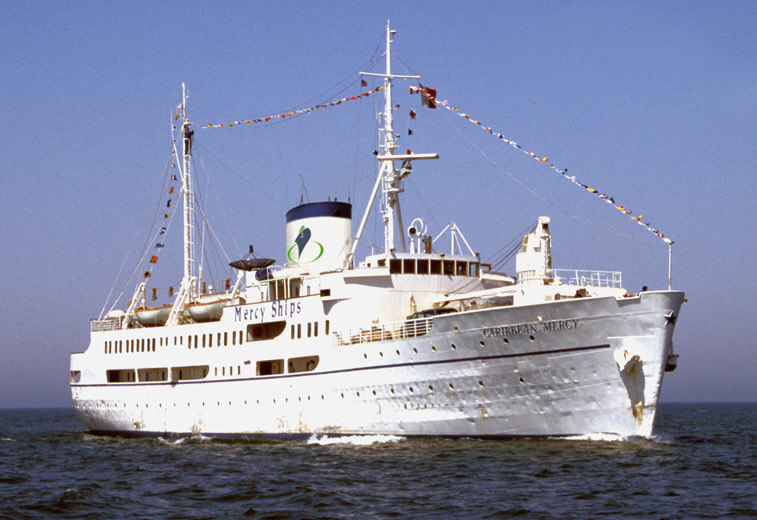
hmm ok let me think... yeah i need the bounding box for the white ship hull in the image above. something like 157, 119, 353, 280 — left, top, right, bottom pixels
71, 25, 685, 440
71, 291, 683, 438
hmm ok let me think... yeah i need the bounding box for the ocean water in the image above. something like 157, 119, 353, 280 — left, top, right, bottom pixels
0, 404, 754, 520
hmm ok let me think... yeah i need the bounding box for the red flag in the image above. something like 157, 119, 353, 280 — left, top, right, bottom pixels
420, 83, 436, 109
409, 109, 416, 119
150, 256, 158, 264
361, 79, 367, 87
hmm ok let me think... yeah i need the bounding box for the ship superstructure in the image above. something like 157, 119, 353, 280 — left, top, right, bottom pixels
70, 23, 684, 438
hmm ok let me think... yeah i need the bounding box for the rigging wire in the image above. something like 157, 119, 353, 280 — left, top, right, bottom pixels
439, 108, 656, 244
100, 154, 178, 317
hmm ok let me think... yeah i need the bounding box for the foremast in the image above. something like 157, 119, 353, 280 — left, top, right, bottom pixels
167, 83, 196, 325
347, 21, 438, 267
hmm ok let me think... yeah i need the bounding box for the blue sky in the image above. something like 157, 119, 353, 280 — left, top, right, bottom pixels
1, 1, 754, 407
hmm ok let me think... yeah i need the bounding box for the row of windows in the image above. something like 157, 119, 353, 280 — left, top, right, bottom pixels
290, 320, 330, 340
104, 330, 245, 354
104, 319, 334, 355
104, 356, 320, 384
388, 258, 479, 277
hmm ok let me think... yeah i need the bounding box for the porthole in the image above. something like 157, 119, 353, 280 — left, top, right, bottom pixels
519, 377, 525, 384
428, 385, 434, 391
431, 345, 437, 352
396, 349, 400, 356
479, 340, 485, 347
409, 387, 414, 393
413, 348, 418, 354
390, 388, 395, 394
356, 392, 360, 397
372, 390, 377, 396
454, 326, 459, 332
364, 353, 368, 359
341, 393, 344, 398
478, 381, 485, 387
503, 338, 509, 344
449, 383, 455, 389
451, 343, 456, 350
379, 352, 384, 357
529, 335, 535, 341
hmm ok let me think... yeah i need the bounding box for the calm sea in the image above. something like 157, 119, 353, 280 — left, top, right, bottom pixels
0, 403, 754, 520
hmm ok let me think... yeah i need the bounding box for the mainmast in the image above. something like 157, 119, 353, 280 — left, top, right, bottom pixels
348, 21, 437, 266
167, 83, 196, 325
180, 83, 196, 296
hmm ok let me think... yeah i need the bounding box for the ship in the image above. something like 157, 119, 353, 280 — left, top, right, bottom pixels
70, 23, 684, 439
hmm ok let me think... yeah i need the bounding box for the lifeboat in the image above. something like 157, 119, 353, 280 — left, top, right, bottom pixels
135, 305, 171, 327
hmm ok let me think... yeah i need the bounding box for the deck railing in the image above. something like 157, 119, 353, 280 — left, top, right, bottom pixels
519, 269, 622, 288
90, 316, 124, 332
333, 317, 433, 347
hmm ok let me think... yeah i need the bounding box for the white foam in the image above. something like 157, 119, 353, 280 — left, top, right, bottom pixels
306, 434, 405, 446
559, 432, 630, 442
157, 436, 186, 445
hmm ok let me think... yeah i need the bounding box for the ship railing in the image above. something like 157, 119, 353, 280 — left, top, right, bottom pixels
548, 269, 623, 288
333, 317, 433, 347
90, 316, 125, 332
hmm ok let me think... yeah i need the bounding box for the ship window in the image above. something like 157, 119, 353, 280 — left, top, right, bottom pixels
202, 335, 206, 348
389, 259, 402, 274
257, 359, 284, 376
314, 322, 318, 337
403, 259, 416, 274
187, 336, 192, 349
152, 338, 156, 350
209, 334, 213, 347
246, 321, 286, 342
224, 332, 228, 346
239, 331, 243, 344
288, 355, 319, 373
325, 320, 330, 335
289, 278, 302, 298
307, 322, 312, 337
378, 258, 386, 267
456, 261, 468, 276
443, 260, 455, 275
297, 324, 301, 339
106, 369, 135, 383
430, 259, 442, 275
232, 332, 236, 346
194, 335, 199, 349
171, 365, 209, 381
417, 259, 429, 274
138, 367, 168, 382
217, 333, 221, 346
222, 366, 225, 376
470, 262, 479, 277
